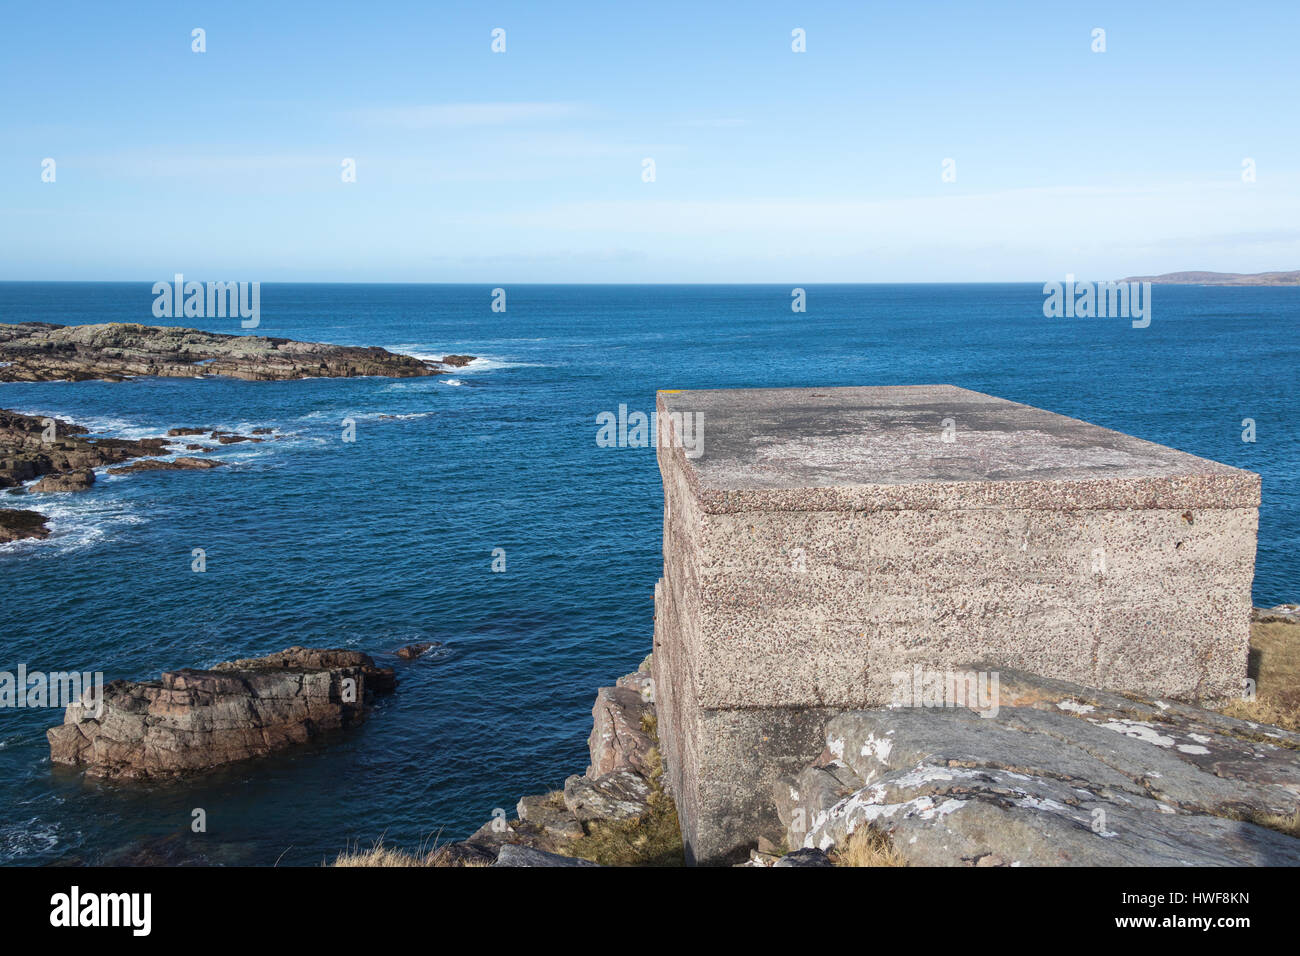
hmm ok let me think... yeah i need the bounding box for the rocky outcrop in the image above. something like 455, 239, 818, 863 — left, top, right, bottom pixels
1255, 604, 1300, 625
0, 508, 50, 543
31, 469, 95, 493
0, 408, 286, 543
775, 667, 1300, 866
429, 654, 681, 866
47, 646, 396, 780
215, 434, 263, 445
0, 408, 167, 490
587, 685, 655, 778
0, 322, 471, 382
395, 642, 440, 660
564, 770, 654, 822
493, 845, 600, 868
107, 457, 223, 475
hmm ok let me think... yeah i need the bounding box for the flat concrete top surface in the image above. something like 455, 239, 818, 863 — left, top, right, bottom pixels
657, 386, 1258, 512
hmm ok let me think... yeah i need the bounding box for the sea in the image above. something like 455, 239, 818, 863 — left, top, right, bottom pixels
0, 282, 1295, 865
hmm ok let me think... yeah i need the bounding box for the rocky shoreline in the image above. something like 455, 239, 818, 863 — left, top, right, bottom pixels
0, 322, 469, 383
0, 408, 282, 543
0, 323, 475, 545
349, 611, 1300, 867
335, 655, 686, 868
39, 611, 1300, 866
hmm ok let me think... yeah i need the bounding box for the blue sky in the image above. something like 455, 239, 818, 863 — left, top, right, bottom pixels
2, 1, 1298, 282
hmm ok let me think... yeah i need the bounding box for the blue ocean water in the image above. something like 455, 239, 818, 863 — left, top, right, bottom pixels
0, 282, 1295, 865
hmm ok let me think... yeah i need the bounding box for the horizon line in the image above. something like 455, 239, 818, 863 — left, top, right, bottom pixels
1, 277, 1285, 287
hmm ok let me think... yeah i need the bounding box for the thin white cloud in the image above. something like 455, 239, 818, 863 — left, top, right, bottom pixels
680, 117, 750, 128
352, 102, 588, 128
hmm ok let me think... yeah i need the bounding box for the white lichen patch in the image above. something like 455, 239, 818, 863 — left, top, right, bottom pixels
807, 768, 970, 851
1177, 744, 1211, 755
1013, 795, 1072, 815
1188, 733, 1211, 744
1057, 699, 1095, 715
1100, 719, 1175, 748
860, 731, 894, 764
826, 736, 845, 760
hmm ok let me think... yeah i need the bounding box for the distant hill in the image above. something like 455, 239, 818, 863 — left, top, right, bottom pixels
1119, 270, 1300, 286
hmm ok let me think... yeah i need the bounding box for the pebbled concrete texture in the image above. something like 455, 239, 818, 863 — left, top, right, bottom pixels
651, 385, 1261, 865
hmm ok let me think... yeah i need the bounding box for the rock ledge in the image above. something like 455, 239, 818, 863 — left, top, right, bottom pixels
47, 646, 396, 780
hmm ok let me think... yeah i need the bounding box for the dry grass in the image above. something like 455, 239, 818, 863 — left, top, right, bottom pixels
562, 716, 686, 867
329, 836, 488, 868
832, 826, 908, 867
1227, 809, 1300, 839
1215, 620, 1300, 732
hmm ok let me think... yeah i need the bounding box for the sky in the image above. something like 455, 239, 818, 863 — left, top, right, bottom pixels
2, 1, 1298, 282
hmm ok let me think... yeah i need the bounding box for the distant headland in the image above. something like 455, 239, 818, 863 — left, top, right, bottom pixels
1118, 270, 1300, 286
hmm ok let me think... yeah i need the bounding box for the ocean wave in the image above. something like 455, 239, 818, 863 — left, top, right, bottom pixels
458, 356, 543, 373
0, 494, 146, 557
0, 818, 71, 862
386, 346, 544, 373
4, 408, 162, 442
6, 409, 282, 444
293, 409, 433, 423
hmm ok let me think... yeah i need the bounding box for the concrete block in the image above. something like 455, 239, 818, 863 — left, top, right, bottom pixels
651, 385, 1259, 864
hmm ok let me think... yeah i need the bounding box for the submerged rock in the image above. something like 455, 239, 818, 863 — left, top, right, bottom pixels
395, 642, 441, 660
777, 667, 1300, 866
215, 434, 263, 445
47, 646, 397, 780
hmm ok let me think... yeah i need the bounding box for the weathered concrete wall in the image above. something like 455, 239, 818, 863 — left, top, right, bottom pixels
651, 385, 1260, 865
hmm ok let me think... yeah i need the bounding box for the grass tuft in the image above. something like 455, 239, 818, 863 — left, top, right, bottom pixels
1214, 620, 1300, 733
562, 720, 685, 866
832, 826, 908, 867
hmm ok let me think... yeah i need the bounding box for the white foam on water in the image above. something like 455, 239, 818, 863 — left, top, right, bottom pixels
1, 491, 147, 557
386, 346, 544, 373
0, 818, 74, 862
456, 356, 543, 373
296, 409, 433, 423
